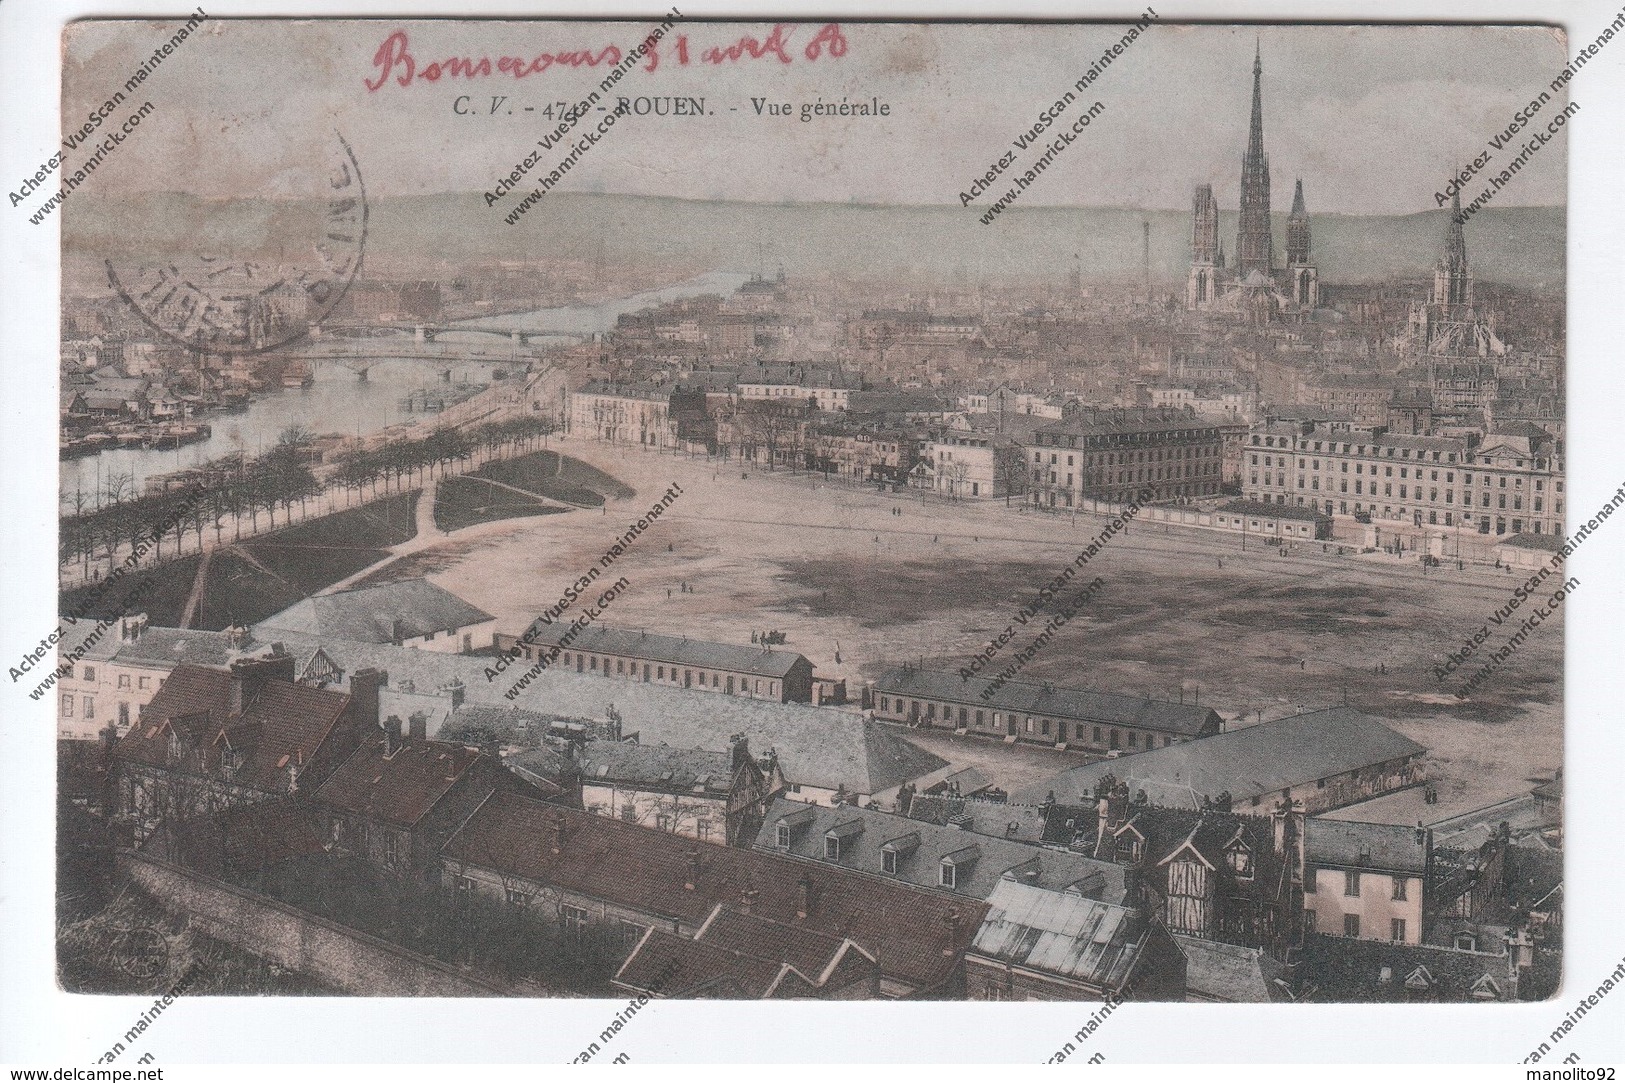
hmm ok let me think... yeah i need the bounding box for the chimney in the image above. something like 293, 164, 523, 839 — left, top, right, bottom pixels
685, 849, 702, 891
730, 734, 751, 772
349, 668, 387, 730
391, 619, 408, 646
383, 715, 403, 755
550, 813, 566, 855
225, 622, 251, 650
408, 711, 428, 742
942, 912, 962, 957
796, 876, 812, 918
441, 678, 466, 709
739, 888, 758, 914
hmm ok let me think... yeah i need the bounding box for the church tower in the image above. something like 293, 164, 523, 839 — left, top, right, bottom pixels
1286, 179, 1318, 307
1432, 189, 1474, 312
1236, 42, 1274, 279
1186, 184, 1220, 309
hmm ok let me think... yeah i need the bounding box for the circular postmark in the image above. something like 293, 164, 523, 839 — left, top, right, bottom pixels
105, 133, 367, 356
112, 924, 171, 982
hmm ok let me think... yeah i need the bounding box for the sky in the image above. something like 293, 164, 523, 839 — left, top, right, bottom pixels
62, 19, 1568, 214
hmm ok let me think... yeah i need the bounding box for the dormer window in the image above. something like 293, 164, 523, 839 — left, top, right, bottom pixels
824, 835, 841, 861
940, 861, 957, 889
1226, 841, 1254, 879
883, 849, 899, 874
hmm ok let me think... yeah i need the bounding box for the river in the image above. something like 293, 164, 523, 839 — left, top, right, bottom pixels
60, 270, 749, 506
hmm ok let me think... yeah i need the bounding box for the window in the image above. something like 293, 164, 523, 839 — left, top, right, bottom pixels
1344, 871, 1361, 897
505, 887, 531, 909
139, 676, 151, 690
83, 667, 95, 682
658, 665, 665, 679
83, 697, 94, 719
940, 861, 957, 889
621, 920, 648, 947
1391, 918, 1407, 942
561, 904, 590, 936
776, 824, 791, 849
883, 849, 899, 874
454, 874, 475, 896
1344, 914, 1361, 938
1392, 877, 1408, 901
824, 835, 842, 861
117, 674, 131, 690
61, 694, 73, 717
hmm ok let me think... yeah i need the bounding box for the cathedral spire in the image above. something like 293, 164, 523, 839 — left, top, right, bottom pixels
1248, 38, 1265, 162
1236, 40, 1274, 277
1433, 187, 1473, 309
1286, 179, 1311, 266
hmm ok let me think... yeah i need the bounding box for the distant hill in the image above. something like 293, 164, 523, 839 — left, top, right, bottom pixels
66, 191, 1565, 293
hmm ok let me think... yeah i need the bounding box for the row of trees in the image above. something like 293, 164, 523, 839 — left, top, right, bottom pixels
60, 414, 557, 581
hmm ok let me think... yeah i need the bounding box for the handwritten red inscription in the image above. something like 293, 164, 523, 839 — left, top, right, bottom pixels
365, 24, 848, 90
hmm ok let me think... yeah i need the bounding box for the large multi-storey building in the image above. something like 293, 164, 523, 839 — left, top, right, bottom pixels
567, 381, 676, 448
1028, 405, 1225, 507
1243, 418, 1564, 536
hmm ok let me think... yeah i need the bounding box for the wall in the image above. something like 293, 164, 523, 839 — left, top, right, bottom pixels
121, 853, 520, 996
1304, 865, 1424, 944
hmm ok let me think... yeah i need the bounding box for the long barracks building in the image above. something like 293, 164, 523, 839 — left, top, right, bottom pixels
871, 668, 1221, 753
493, 624, 815, 703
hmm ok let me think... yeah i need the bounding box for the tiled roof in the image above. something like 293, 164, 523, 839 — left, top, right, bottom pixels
580, 741, 733, 793
108, 628, 238, 669
517, 624, 808, 680
905, 796, 1049, 845
228, 633, 947, 795
875, 668, 1218, 738
613, 929, 802, 998
256, 579, 493, 644
1306, 819, 1429, 875
753, 797, 1124, 903
1171, 935, 1276, 1002
444, 793, 986, 993
1298, 933, 1516, 1002
116, 664, 351, 794
1019, 708, 1425, 808
970, 880, 1145, 987
614, 905, 871, 998
1037, 408, 1223, 439
314, 734, 481, 828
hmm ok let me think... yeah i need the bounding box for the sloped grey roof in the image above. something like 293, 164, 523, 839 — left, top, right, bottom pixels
255, 579, 493, 644
875, 668, 1218, 738
108, 628, 238, 669
258, 633, 944, 795
581, 740, 733, 793
1306, 819, 1429, 875
1018, 708, 1426, 808
754, 797, 1124, 903
521, 624, 808, 680
971, 880, 1144, 986
1171, 935, 1274, 1002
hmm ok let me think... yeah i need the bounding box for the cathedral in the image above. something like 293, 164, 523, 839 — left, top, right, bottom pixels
1404, 188, 1506, 360
1186, 44, 1320, 321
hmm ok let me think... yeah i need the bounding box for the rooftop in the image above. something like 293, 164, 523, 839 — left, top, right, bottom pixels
216, 633, 949, 796
1306, 819, 1429, 876
754, 797, 1125, 903
443, 792, 987, 993
874, 667, 1218, 738
314, 734, 482, 828
255, 579, 493, 645
580, 740, 734, 794
1018, 707, 1425, 808
970, 880, 1146, 988
517, 624, 808, 680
